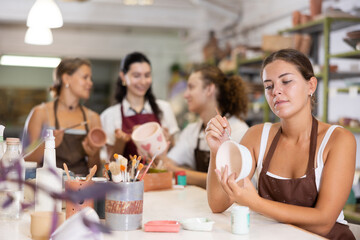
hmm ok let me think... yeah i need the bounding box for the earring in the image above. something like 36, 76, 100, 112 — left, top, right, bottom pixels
310, 92, 313, 97
65, 83, 69, 88
122, 81, 126, 86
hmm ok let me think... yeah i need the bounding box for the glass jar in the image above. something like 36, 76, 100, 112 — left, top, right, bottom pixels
0, 138, 25, 220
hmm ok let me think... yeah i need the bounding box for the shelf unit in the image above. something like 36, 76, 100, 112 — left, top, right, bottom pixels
279, 16, 360, 133
237, 54, 273, 123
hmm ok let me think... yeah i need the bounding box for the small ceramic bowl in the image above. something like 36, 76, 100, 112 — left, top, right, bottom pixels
216, 140, 252, 182
180, 217, 215, 231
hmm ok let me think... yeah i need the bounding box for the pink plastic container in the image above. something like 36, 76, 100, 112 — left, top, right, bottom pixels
144, 220, 180, 232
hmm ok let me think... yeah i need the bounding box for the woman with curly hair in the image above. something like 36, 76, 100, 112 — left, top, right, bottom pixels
160, 65, 249, 188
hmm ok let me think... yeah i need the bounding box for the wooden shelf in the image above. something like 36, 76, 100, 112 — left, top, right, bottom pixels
279, 16, 360, 35
337, 87, 360, 93
344, 126, 360, 133
330, 50, 360, 59
238, 56, 264, 65
316, 72, 360, 80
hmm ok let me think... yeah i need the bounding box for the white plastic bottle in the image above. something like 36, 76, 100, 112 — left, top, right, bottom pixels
0, 137, 25, 220
0, 125, 5, 160
231, 205, 250, 235
35, 129, 63, 212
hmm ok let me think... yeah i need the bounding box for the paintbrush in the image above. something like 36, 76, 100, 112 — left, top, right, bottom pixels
215, 107, 231, 140
139, 149, 161, 181
109, 162, 121, 183
134, 163, 144, 181
62, 121, 88, 131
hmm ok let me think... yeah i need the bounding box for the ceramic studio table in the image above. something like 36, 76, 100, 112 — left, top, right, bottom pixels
2, 185, 325, 240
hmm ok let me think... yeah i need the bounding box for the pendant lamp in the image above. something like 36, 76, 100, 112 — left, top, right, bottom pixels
25, 27, 53, 45
27, 0, 63, 28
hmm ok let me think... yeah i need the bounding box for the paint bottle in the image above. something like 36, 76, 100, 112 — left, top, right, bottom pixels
35, 129, 63, 212
176, 171, 186, 186
231, 205, 250, 235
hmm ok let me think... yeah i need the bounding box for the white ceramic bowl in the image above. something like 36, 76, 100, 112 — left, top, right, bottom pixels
216, 140, 252, 182
180, 217, 215, 231
50, 207, 103, 240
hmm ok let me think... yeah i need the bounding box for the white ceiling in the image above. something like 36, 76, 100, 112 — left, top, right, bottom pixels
0, 0, 243, 32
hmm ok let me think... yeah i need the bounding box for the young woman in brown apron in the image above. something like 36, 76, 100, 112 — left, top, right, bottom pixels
24, 58, 102, 176
206, 49, 356, 239
100, 52, 179, 161
160, 65, 249, 189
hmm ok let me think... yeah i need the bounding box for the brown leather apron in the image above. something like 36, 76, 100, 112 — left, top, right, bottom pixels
54, 99, 89, 176
258, 116, 355, 240
120, 104, 160, 160
194, 125, 210, 173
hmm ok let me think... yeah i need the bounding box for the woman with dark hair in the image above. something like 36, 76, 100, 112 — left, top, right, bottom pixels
206, 49, 355, 239
160, 65, 249, 188
100, 52, 179, 160
24, 58, 102, 176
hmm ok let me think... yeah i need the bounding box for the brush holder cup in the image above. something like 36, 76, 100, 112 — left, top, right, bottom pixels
105, 181, 144, 231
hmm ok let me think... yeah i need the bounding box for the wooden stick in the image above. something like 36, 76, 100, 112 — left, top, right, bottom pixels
63, 163, 71, 181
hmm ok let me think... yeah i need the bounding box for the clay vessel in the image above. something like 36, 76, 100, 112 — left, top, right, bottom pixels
88, 127, 106, 148
292, 11, 301, 26
143, 171, 173, 192
310, 0, 322, 18
65, 180, 94, 219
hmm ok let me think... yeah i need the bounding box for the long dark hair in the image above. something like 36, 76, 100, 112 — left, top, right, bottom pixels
192, 65, 248, 120
115, 52, 162, 119
50, 58, 91, 97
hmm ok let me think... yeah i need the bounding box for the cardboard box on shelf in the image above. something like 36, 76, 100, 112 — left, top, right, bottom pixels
262, 35, 295, 52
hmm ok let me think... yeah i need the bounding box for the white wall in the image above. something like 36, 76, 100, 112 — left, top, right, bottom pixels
0, 24, 188, 100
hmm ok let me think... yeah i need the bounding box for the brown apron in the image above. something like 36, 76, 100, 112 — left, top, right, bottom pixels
120, 104, 160, 160
258, 116, 355, 240
194, 125, 210, 173
54, 99, 89, 176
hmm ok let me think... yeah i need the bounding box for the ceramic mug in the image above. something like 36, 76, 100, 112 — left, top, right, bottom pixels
88, 127, 107, 148
216, 140, 252, 182
30, 211, 65, 240
131, 122, 167, 156
50, 207, 103, 240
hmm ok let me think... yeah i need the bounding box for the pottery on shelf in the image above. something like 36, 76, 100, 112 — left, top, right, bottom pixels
310, 0, 322, 18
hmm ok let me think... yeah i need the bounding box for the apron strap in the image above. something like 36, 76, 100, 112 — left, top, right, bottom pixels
306, 116, 318, 174
54, 99, 60, 130
262, 116, 318, 174
54, 98, 89, 133
261, 127, 281, 172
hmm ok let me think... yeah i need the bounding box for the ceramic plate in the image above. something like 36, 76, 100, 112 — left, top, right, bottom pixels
180, 217, 214, 231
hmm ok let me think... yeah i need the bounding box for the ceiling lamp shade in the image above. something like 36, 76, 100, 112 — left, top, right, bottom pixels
25, 27, 53, 45
27, 0, 63, 28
